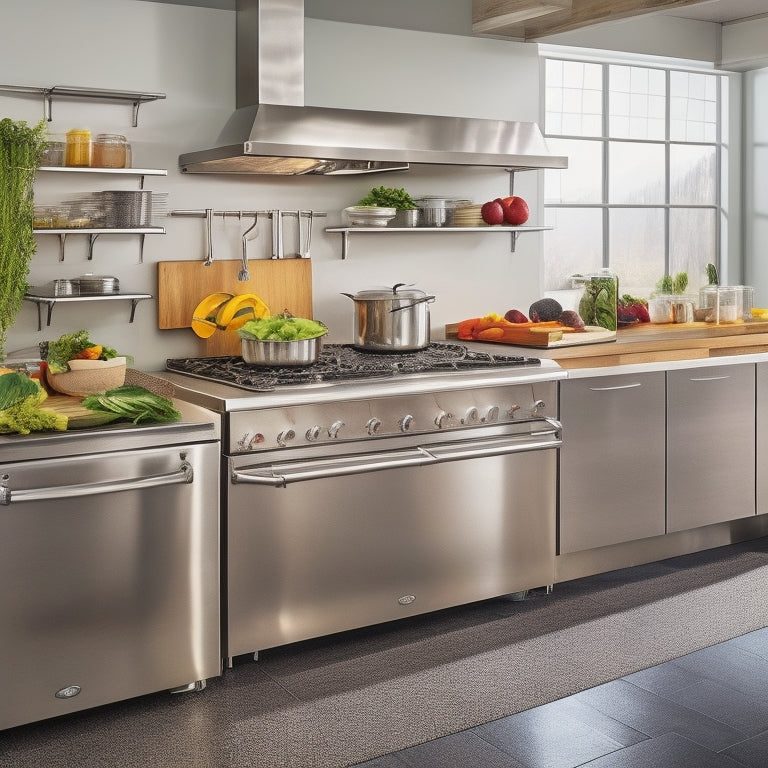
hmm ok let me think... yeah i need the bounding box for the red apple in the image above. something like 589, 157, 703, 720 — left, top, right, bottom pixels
499, 196, 530, 226
504, 309, 529, 323
480, 200, 505, 226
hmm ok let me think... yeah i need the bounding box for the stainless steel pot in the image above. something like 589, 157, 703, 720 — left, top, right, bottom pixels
342, 283, 435, 351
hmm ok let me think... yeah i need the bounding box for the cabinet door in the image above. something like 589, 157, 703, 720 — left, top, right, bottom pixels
559, 372, 666, 553
758, 363, 768, 515
667, 364, 755, 532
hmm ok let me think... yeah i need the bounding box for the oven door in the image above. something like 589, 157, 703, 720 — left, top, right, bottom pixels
225, 421, 559, 658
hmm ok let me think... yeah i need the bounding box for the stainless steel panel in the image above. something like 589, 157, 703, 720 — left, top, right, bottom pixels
559, 373, 666, 553
758, 363, 768, 515
667, 364, 755, 532
226, 445, 557, 656
0, 441, 220, 730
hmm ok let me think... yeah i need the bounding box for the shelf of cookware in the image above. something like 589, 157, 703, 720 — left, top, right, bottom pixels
0, 84, 166, 127
23, 291, 153, 331
324, 224, 552, 260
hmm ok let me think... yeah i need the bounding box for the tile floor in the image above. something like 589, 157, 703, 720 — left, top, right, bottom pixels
351, 626, 768, 768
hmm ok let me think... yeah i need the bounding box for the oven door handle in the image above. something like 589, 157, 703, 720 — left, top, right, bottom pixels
231, 447, 438, 487
0, 462, 194, 505
423, 420, 562, 463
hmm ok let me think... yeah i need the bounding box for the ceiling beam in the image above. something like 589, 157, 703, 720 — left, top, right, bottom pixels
472, 0, 714, 40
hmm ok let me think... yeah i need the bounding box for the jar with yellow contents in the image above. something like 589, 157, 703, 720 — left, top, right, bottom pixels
65, 129, 92, 167
92, 133, 128, 168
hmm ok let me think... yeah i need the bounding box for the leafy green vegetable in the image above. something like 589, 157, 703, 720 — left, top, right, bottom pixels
706, 263, 719, 286
654, 272, 689, 296
82, 386, 181, 425
45, 330, 118, 373
0, 371, 40, 410
0, 384, 68, 434
578, 275, 618, 331
238, 315, 328, 341
0, 117, 47, 361
357, 186, 418, 210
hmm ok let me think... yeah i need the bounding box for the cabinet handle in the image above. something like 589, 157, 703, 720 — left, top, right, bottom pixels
688, 376, 730, 382
588, 383, 642, 391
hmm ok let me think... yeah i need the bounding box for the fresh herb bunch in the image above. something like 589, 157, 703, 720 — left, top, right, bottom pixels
578, 275, 618, 330
357, 186, 418, 211
44, 330, 118, 374
0, 118, 47, 361
655, 272, 689, 295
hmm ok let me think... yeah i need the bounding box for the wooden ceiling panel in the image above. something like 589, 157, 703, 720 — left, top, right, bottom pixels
473, 0, 716, 40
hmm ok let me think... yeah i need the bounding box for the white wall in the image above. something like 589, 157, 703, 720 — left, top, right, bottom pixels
1, 0, 546, 369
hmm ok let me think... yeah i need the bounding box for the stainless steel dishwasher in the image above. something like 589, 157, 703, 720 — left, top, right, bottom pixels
0, 421, 220, 731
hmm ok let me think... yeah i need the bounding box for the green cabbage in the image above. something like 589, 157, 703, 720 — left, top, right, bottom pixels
0, 385, 68, 434
0, 371, 40, 410
237, 315, 328, 341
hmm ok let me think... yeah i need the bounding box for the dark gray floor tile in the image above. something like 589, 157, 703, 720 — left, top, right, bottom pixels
663, 678, 768, 736
727, 627, 768, 661
672, 642, 768, 703
572, 678, 745, 751
473, 705, 627, 768
580, 732, 749, 768
350, 754, 409, 768
393, 730, 527, 768
623, 659, 708, 696
721, 729, 768, 767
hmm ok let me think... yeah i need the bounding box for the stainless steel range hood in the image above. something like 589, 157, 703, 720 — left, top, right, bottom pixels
179, 0, 568, 176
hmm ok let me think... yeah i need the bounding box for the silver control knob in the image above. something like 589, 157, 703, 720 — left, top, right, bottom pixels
276, 429, 295, 447
400, 414, 415, 433
328, 420, 345, 439
435, 411, 454, 429
533, 399, 546, 412
485, 406, 500, 423
366, 417, 382, 436
306, 425, 322, 442
462, 407, 479, 425
237, 432, 253, 451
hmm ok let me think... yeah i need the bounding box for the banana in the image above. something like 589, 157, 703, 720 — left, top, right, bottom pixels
191, 292, 234, 338
215, 293, 270, 331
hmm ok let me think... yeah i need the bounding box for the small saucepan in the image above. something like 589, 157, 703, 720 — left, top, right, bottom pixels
342, 283, 435, 351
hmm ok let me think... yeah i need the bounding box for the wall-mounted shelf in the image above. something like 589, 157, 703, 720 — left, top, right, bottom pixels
324, 225, 552, 260
24, 291, 152, 330
33, 228, 166, 262
0, 84, 166, 127
38, 166, 167, 189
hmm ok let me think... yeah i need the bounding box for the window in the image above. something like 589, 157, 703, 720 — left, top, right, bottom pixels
542, 56, 727, 298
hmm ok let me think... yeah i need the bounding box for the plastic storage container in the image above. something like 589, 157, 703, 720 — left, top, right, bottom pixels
698, 286, 739, 324
573, 269, 618, 330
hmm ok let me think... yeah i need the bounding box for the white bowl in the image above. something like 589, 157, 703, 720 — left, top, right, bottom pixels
67, 356, 127, 371
344, 206, 396, 227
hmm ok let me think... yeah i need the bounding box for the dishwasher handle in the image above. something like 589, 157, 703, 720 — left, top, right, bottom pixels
231, 421, 562, 487
0, 461, 194, 506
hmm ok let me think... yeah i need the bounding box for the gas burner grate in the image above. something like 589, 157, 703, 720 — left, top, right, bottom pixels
166, 343, 540, 392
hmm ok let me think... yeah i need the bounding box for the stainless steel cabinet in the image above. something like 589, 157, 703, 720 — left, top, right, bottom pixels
667, 364, 755, 532
559, 372, 666, 553
758, 363, 768, 515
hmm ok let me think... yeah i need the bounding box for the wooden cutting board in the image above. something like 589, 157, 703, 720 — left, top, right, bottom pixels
157, 259, 313, 356
445, 323, 616, 348
43, 394, 122, 429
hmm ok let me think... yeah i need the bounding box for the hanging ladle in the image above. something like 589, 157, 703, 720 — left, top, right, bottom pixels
238, 213, 258, 281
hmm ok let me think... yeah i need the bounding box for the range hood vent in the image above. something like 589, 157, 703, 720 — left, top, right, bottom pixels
179, 0, 567, 176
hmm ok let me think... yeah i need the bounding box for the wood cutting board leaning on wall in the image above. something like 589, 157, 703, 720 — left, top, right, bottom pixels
157, 259, 313, 356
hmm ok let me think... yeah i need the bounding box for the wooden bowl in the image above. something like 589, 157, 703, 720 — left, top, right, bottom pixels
46, 357, 127, 397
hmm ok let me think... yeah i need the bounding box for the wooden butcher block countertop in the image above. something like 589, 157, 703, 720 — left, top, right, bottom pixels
523, 321, 768, 369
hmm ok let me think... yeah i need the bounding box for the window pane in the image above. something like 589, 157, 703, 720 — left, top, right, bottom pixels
670, 209, 716, 291
670, 144, 716, 205
544, 138, 603, 204
545, 59, 603, 137
609, 142, 665, 204
609, 208, 666, 297
609, 65, 666, 140
669, 71, 718, 142
543, 208, 603, 289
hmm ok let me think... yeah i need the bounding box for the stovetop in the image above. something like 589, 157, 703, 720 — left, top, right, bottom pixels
166, 343, 540, 393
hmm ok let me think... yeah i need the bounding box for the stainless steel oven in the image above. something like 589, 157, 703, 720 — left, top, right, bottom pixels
163, 343, 565, 663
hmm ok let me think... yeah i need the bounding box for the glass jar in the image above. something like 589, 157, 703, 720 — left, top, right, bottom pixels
92, 133, 128, 169
40, 135, 66, 167
573, 268, 618, 330
65, 129, 91, 167
699, 286, 739, 324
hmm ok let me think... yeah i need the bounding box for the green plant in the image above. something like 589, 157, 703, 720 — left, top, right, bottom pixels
0, 118, 47, 361
654, 271, 689, 295
357, 186, 418, 210
706, 263, 719, 286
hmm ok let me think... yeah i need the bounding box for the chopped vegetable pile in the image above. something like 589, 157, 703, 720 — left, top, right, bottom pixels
45, 330, 118, 373
82, 386, 182, 425
0, 372, 67, 434
238, 315, 328, 341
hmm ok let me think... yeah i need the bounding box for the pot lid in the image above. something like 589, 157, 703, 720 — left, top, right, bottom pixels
349, 284, 427, 300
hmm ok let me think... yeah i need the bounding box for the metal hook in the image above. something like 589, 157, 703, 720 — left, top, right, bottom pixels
238, 213, 258, 281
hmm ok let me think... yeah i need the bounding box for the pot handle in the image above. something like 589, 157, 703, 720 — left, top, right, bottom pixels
389, 295, 436, 313
340, 292, 355, 300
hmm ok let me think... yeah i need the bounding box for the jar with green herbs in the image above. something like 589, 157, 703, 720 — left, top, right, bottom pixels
574, 269, 618, 331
